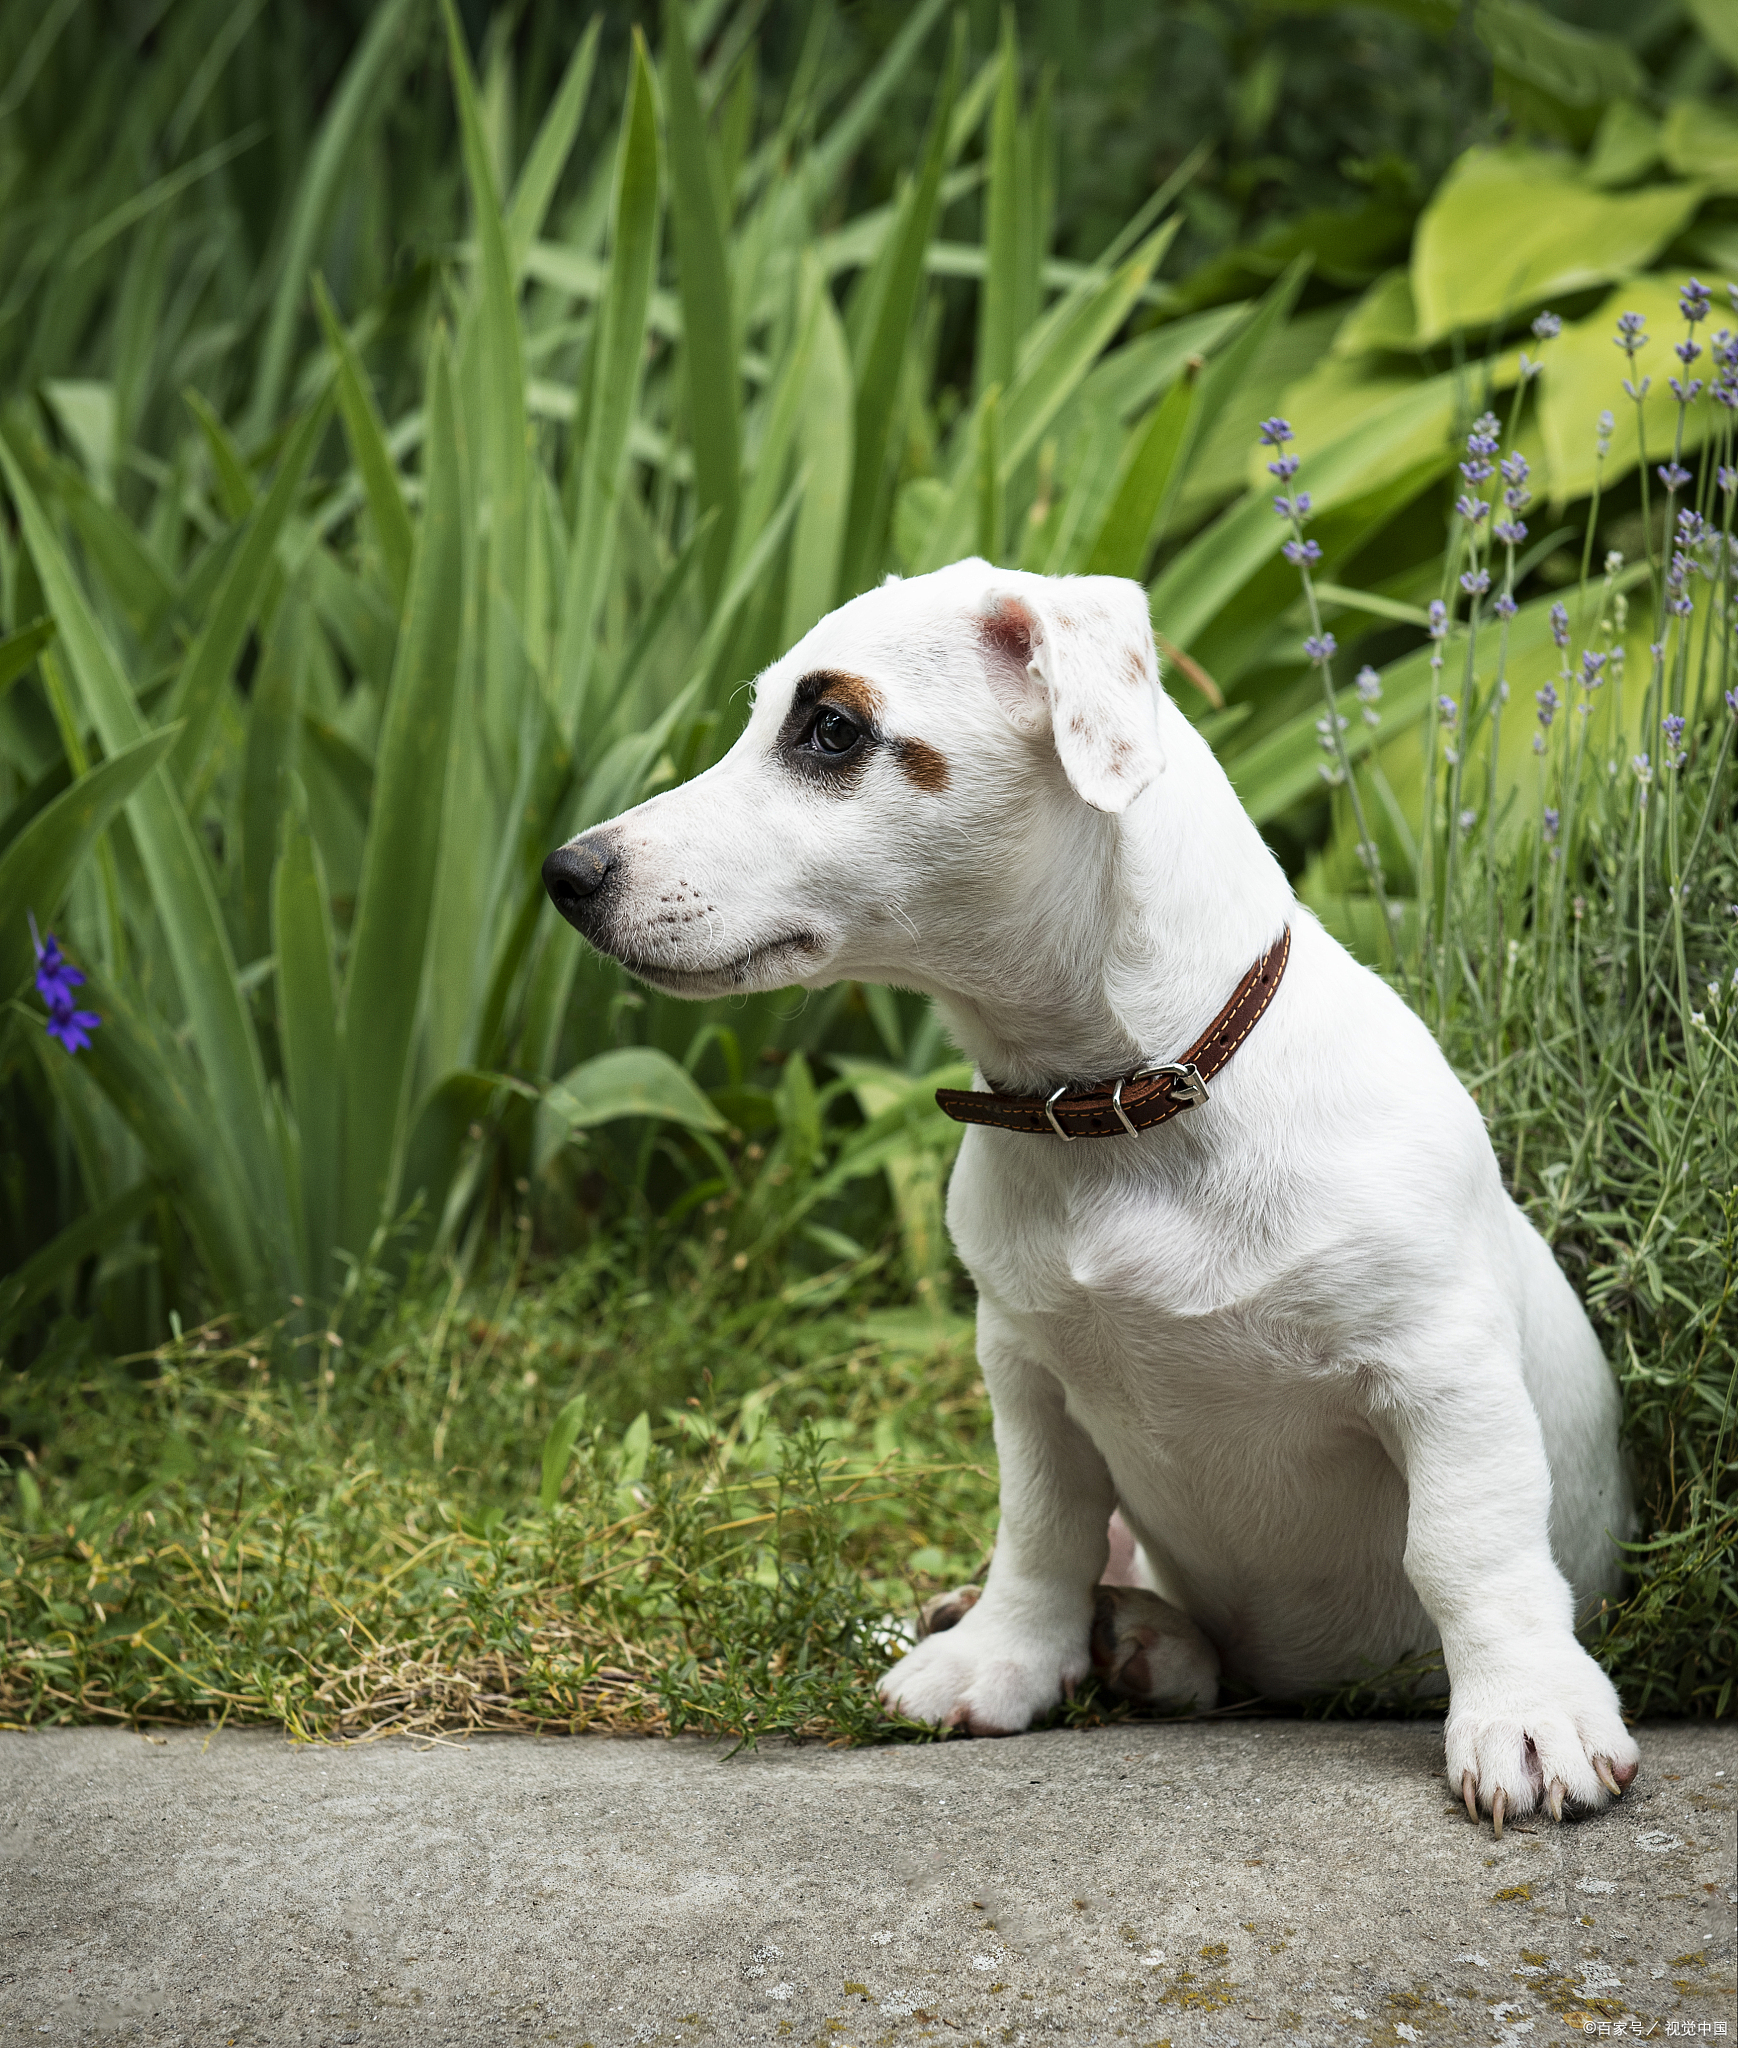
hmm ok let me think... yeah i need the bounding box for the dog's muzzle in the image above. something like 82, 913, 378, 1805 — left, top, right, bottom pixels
542, 834, 616, 934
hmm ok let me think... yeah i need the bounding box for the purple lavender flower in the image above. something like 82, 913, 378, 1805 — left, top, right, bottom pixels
1680, 278, 1711, 324
1615, 311, 1648, 350
1437, 695, 1457, 723
1455, 494, 1490, 523
1632, 752, 1652, 784
1531, 311, 1562, 341
1494, 591, 1518, 618
1582, 649, 1606, 687
1678, 508, 1711, 545
1500, 452, 1530, 486
1675, 338, 1703, 366
1428, 600, 1448, 642
1458, 808, 1477, 832
1663, 712, 1686, 766
1624, 376, 1653, 402
1668, 377, 1703, 404
1282, 538, 1322, 566
1550, 601, 1570, 649
1268, 453, 1300, 481
1494, 519, 1527, 546
1659, 461, 1692, 492
1727, 687, 1738, 716
1355, 666, 1382, 701
29, 916, 100, 1055
1544, 808, 1560, 839
1536, 683, 1559, 728
1597, 410, 1614, 456
1259, 417, 1294, 447
1304, 631, 1337, 662
1720, 466, 1738, 495
1460, 566, 1491, 597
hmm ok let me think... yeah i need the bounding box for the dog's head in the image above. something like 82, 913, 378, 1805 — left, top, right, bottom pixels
542, 560, 1169, 1000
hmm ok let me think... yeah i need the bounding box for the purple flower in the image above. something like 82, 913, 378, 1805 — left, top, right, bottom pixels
1356, 665, 1382, 703
1282, 538, 1322, 566
1494, 519, 1527, 546
1460, 458, 1495, 486
1663, 712, 1686, 766
1668, 378, 1703, 404
1597, 410, 1614, 455
1494, 591, 1518, 618
1455, 494, 1490, 523
1304, 632, 1337, 662
1543, 808, 1560, 839
1536, 683, 1559, 728
1727, 687, 1738, 716
1460, 566, 1491, 596
1531, 311, 1562, 341
1681, 278, 1711, 324
29, 916, 100, 1056
1721, 467, 1738, 496
1675, 338, 1704, 366
1615, 311, 1648, 350
1437, 695, 1458, 724
1500, 452, 1530, 486
1678, 508, 1711, 545
1259, 417, 1294, 447
1458, 808, 1477, 833
1428, 600, 1448, 641
1624, 376, 1652, 401
1658, 462, 1692, 492
1632, 752, 1652, 783
1550, 601, 1570, 649
1268, 454, 1300, 481
1582, 649, 1606, 687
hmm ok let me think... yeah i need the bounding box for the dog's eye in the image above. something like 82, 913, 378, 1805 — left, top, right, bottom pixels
811, 705, 862, 756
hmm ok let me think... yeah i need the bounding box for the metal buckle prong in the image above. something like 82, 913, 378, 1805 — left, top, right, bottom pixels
1044, 1084, 1077, 1142
1111, 1076, 1139, 1138
1150, 1060, 1210, 1109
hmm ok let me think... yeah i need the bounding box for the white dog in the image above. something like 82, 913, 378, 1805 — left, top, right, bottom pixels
543, 558, 1640, 1829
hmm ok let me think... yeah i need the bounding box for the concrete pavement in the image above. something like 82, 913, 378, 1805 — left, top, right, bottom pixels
2, 1718, 1733, 2047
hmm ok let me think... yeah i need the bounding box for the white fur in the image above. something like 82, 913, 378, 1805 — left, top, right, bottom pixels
558, 558, 1639, 1818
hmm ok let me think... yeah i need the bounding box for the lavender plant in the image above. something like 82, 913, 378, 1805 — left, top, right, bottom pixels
1268, 299, 1738, 1716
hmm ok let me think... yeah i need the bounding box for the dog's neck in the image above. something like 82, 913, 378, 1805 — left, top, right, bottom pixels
932, 712, 1295, 1094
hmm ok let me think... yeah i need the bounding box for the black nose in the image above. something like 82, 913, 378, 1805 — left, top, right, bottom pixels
542, 836, 617, 929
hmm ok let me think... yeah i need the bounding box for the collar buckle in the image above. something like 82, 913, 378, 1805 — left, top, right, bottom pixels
1141, 1060, 1211, 1111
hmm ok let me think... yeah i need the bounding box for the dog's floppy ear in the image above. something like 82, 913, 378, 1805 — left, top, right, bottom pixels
976, 577, 1165, 813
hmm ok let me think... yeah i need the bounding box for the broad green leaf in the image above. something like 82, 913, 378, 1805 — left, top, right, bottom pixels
41, 380, 116, 497
839, 28, 959, 596
58, 466, 176, 632
338, 333, 468, 1259
314, 277, 413, 605
539, 1393, 589, 1511
272, 789, 341, 1299
664, 0, 741, 604
1539, 275, 1726, 501
166, 389, 333, 790
506, 16, 601, 272
1686, 0, 1738, 70
0, 435, 288, 1279
975, 28, 1020, 405
240, 593, 307, 964
1082, 372, 1200, 579
1411, 145, 1701, 345
1661, 99, 1738, 194
246, 0, 413, 438
0, 725, 178, 996
1585, 100, 1661, 191
534, 1045, 726, 1174
554, 31, 661, 737
783, 261, 854, 643
1474, 0, 1642, 112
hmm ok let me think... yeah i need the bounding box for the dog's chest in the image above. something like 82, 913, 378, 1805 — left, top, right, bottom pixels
947, 1134, 1315, 1404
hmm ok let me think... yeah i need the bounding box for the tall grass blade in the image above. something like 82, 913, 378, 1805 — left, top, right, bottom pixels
314, 278, 413, 607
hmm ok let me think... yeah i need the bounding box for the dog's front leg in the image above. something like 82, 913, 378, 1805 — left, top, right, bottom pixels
879, 1315, 1111, 1735
1376, 1345, 1639, 1827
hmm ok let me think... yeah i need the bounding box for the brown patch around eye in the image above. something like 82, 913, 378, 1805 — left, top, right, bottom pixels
896, 737, 950, 793
819, 673, 884, 723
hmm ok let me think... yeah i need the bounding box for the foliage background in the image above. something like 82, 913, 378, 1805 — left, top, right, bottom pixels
1, 0, 1734, 1736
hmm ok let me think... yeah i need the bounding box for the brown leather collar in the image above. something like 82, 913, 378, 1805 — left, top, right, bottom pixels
935, 926, 1291, 1140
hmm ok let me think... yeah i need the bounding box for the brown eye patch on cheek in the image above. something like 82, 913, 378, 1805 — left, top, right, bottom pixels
895, 737, 950, 793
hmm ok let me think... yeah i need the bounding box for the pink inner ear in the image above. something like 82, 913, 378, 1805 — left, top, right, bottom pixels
979, 595, 1036, 672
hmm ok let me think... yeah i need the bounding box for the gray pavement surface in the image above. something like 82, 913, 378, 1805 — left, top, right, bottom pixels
1, 1718, 1733, 2048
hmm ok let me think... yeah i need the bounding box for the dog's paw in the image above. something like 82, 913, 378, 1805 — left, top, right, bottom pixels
1090, 1585, 1220, 1710
1445, 1641, 1639, 1833
879, 1605, 1088, 1735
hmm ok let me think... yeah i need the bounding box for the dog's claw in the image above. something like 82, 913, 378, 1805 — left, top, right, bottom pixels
1462, 1770, 1478, 1823
1547, 1778, 1565, 1823
1594, 1755, 1623, 1798
1491, 1786, 1506, 1839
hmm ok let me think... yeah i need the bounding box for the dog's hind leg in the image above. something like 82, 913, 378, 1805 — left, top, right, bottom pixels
1091, 1584, 1220, 1710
